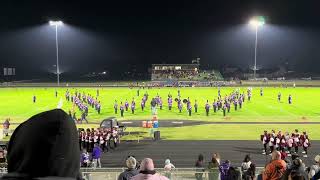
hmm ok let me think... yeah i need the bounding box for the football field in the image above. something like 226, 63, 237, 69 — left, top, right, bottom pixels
0, 87, 319, 140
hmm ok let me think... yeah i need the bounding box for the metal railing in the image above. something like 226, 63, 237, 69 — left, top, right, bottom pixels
80, 167, 265, 180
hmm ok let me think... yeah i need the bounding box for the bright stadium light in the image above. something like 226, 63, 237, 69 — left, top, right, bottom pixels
249, 16, 265, 79
49, 20, 63, 86
49, 20, 63, 26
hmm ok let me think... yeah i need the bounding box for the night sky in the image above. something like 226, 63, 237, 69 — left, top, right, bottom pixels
1, 0, 320, 80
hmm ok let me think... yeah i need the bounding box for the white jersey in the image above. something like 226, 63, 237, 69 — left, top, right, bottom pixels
263, 136, 267, 144
275, 138, 280, 148
99, 136, 104, 144
287, 138, 293, 147
269, 137, 274, 146
303, 139, 309, 147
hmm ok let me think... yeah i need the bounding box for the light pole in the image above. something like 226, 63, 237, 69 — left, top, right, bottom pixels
49, 20, 63, 86
249, 16, 265, 79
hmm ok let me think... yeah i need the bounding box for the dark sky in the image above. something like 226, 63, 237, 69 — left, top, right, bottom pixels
1, 0, 320, 80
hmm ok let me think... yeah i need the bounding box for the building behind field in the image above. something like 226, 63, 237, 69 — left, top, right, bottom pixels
151, 58, 223, 82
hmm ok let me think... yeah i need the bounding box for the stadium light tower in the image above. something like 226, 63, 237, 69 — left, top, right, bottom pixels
249, 16, 265, 79
49, 20, 63, 86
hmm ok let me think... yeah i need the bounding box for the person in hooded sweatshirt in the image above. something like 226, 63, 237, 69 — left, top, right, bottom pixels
130, 158, 169, 180
1, 109, 81, 180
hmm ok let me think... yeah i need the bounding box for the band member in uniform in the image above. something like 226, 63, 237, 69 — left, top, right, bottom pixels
55, 90, 58, 98
262, 131, 269, 155
120, 102, 124, 117
141, 99, 145, 111
222, 103, 226, 117
302, 135, 310, 157
187, 100, 192, 116
287, 135, 293, 156
233, 100, 238, 111
260, 88, 263, 96
293, 133, 300, 153
3, 118, 10, 137
114, 100, 118, 114
239, 97, 243, 109
137, 89, 140, 96
269, 134, 275, 153
278, 92, 281, 102
213, 100, 217, 113
205, 100, 210, 116
33, 95, 36, 103
168, 96, 173, 110
178, 99, 183, 113
226, 101, 230, 113
131, 98, 136, 114
288, 95, 292, 104
194, 100, 198, 113
159, 97, 163, 110
125, 100, 129, 111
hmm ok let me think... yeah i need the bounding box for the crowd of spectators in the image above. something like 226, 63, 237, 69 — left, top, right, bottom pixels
152, 70, 199, 81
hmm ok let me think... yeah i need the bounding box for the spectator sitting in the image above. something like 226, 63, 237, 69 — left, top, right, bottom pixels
208, 156, 220, 180
287, 158, 308, 180
263, 151, 286, 180
309, 154, 320, 179
243, 163, 256, 180
131, 158, 169, 180
164, 159, 175, 179
213, 153, 221, 165
313, 170, 320, 180
195, 154, 205, 180
164, 159, 175, 171
219, 160, 231, 180
80, 149, 90, 167
117, 156, 139, 180
0, 109, 80, 180
219, 160, 241, 180
241, 154, 252, 173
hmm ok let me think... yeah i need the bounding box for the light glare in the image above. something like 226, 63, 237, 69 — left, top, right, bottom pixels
49, 20, 63, 26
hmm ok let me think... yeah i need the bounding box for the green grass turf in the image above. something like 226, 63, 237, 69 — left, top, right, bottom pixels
123, 124, 320, 140
0, 87, 319, 140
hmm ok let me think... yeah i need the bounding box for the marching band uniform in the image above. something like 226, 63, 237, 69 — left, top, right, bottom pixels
293, 134, 300, 153
194, 100, 198, 113
120, 103, 124, 117
114, 101, 118, 114
205, 101, 210, 116
303, 136, 310, 157
131, 100, 136, 114
125, 100, 129, 111
288, 95, 292, 104
269, 135, 275, 153
262, 132, 269, 155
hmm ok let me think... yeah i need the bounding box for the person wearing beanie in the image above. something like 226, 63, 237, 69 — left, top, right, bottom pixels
309, 154, 320, 179
131, 158, 169, 180
164, 159, 175, 179
0, 109, 81, 180
117, 156, 139, 180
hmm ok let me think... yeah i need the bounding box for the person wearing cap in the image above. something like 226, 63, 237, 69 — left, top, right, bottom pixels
131, 158, 169, 180
117, 156, 139, 180
0, 109, 81, 180
309, 155, 320, 179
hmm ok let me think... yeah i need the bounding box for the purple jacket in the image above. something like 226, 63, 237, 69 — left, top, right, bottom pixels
92, 146, 102, 159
